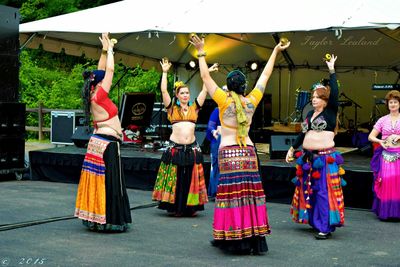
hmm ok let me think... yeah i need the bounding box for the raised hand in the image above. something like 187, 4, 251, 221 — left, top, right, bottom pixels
99, 33, 109, 50
275, 41, 291, 52
209, 63, 219, 73
325, 54, 337, 70
189, 34, 205, 53
160, 57, 172, 73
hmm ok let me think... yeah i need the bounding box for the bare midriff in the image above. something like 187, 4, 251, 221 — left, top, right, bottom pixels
302, 130, 335, 150
170, 121, 196, 144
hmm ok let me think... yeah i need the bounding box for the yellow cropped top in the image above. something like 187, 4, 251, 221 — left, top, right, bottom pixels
211, 87, 263, 129
167, 99, 200, 124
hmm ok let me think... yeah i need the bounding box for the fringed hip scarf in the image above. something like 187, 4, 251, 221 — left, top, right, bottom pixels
290, 147, 346, 227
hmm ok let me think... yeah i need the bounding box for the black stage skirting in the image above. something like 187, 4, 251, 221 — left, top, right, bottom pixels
29, 145, 373, 209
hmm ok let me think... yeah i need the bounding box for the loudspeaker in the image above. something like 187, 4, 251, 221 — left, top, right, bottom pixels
0, 136, 24, 169
0, 6, 20, 102
269, 134, 298, 159
253, 94, 272, 129
0, 103, 25, 135
51, 111, 75, 145
197, 99, 217, 127
150, 102, 168, 128
71, 126, 93, 148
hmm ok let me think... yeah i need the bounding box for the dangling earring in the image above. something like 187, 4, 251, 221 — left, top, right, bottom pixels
176, 99, 180, 106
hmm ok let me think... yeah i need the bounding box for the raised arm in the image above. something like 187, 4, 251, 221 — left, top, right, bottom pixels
98, 33, 109, 71
197, 63, 219, 106
325, 54, 339, 111
160, 58, 172, 108
255, 41, 290, 94
100, 34, 114, 93
190, 35, 219, 98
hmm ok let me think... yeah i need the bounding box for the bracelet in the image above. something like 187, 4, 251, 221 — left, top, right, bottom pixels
101, 50, 107, 55
197, 51, 207, 57
107, 49, 114, 55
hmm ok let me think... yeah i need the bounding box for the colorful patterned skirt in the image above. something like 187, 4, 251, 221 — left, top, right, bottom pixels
75, 134, 132, 232
152, 141, 208, 215
212, 145, 270, 254
290, 148, 345, 233
371, 147, 400, 220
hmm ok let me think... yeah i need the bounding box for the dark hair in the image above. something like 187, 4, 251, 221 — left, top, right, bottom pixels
226, 70, 247, 95
80, 70, 106, 127
81, 70, 93, 127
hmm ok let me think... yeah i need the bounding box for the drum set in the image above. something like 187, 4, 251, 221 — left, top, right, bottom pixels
288, 88, 312, 122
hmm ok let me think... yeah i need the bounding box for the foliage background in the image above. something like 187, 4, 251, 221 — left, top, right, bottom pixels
1, 0, 171, 139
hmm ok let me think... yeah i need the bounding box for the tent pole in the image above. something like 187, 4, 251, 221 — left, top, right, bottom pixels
278, 67, 281, 122
20, 33, 37, 50
286, 69, 292, 121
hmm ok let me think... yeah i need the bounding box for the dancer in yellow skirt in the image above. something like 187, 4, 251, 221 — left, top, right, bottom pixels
75, 33, 131, 232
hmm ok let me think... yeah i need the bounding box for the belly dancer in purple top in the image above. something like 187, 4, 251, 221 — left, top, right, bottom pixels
369, 90, 400, 220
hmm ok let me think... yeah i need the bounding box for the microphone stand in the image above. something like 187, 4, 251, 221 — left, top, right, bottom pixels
341, 93, 362, 130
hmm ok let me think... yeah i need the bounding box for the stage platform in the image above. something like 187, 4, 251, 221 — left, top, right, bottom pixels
29, 143, 374, 209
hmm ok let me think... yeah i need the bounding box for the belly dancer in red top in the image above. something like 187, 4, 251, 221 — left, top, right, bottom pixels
74, 33, 131, 232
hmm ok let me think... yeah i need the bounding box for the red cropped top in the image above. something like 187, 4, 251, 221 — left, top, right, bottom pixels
91, 86, 118, 124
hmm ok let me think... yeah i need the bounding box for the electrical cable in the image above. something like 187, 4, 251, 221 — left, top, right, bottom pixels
0, 202, 157, 232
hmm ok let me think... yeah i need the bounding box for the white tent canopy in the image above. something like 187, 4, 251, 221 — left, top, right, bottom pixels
19, 0, 399, 33
19, 0, 400, 124
19, 0, 400, 68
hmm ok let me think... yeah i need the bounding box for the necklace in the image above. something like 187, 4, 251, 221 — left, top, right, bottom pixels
390, 114, 399, 130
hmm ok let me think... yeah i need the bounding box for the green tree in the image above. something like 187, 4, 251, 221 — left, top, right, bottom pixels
1, 0, 121, 22
3, 0, 166, 139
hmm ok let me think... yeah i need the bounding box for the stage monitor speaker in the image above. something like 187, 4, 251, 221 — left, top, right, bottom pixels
51, 111, 75, 145
269, 134, 298, 159
71, 126, 93, 148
